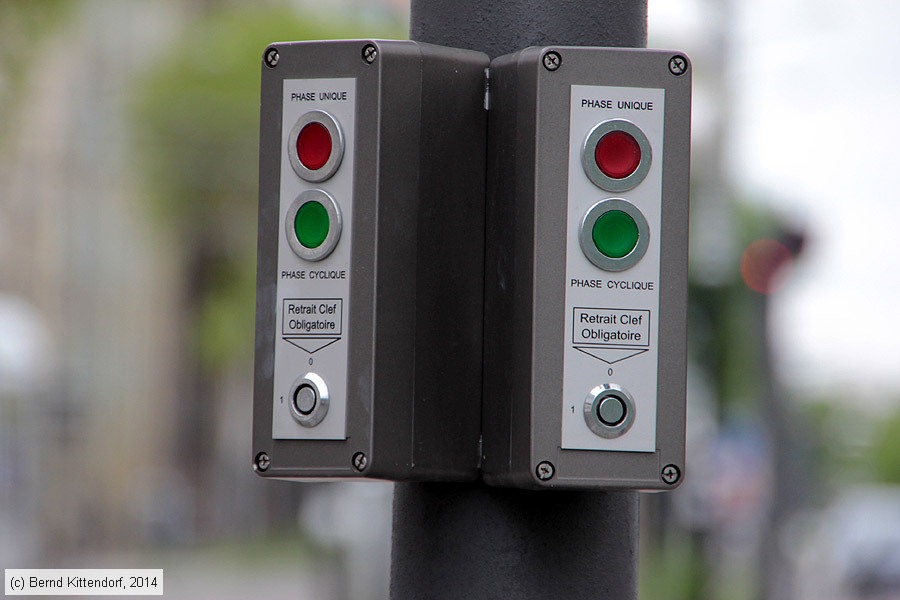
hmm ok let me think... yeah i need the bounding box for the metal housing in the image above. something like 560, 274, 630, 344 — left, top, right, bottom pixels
253, 40, 488, 481
482, 46, 691, 489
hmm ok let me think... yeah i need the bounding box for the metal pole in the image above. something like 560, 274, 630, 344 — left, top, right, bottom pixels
410, 0, 647, 57
392, 483, 639, 599
392, 2, 647, 599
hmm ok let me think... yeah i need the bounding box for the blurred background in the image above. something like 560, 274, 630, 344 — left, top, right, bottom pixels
1, 0, 899, 598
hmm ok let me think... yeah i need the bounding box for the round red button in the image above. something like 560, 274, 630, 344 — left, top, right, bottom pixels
594, 130, 641, 179
296, 121, 332, 171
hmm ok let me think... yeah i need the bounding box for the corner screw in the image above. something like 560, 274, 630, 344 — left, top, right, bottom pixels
264, 48, 280, 69
255, 452, 271, 472
668, 55, 687, 76
536, 461, 555, 481
362, 44, 377, 64
352, 452, 368, 472
542, 51, 562, 72
661, 464, 681, 485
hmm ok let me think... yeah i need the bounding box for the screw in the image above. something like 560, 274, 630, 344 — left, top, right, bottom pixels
536, 461, 555, 481
661, 464, 681, 485
542, 51, 562, 72
264, 48, 280, 69
352, 452, 368, 472
668, 55, 687, 76
362, 44, 377, 64
255, 452, 271, 472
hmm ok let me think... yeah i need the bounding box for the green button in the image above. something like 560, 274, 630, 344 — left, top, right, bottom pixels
294, 201, 330, 249
592, 210, 639, 259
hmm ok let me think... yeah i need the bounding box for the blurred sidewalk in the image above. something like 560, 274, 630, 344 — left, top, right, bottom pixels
55, 538, 340, 600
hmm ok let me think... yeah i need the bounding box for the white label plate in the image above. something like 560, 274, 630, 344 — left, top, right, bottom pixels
272, 78, 356, 440
561, 84, 665, 452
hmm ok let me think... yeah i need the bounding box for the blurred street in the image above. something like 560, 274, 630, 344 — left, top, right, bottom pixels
3, 1, 900, 599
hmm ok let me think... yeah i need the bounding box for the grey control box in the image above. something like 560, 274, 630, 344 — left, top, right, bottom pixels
253, 40, 488, 481
482, 47, 691, 490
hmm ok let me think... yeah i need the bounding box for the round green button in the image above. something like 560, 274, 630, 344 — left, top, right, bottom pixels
592, 210, 639, 259
294, 201, 330, 249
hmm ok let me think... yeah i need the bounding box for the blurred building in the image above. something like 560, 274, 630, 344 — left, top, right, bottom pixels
0, 1, 195, 560
0, 4, 401, 590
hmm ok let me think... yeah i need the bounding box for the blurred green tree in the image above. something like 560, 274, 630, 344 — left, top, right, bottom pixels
873, 407, 900, 484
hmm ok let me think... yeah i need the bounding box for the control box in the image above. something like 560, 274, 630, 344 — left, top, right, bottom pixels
253, 40, 488, 481
482, 47, 691, 489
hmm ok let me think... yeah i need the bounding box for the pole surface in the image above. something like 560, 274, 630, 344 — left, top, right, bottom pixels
392, 484, 639, 600
393, 2, 647, 599
410, 0, 647, 58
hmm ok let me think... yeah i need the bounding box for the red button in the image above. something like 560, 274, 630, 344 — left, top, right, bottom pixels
595, 130, 641, 179
297, 122, 332, 171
